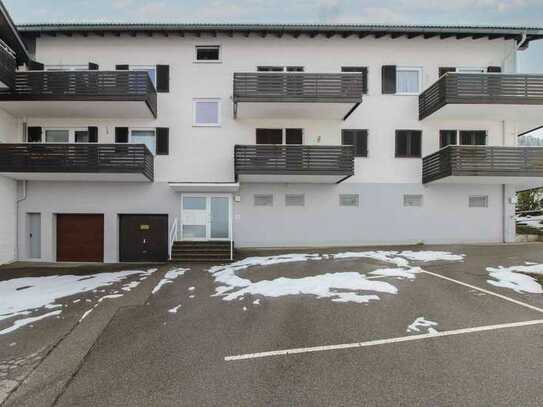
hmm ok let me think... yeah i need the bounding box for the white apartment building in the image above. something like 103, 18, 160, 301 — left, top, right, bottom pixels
0, 1, 543, 263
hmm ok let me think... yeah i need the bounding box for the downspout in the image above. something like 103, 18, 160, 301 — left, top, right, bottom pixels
15, 180, 27, 259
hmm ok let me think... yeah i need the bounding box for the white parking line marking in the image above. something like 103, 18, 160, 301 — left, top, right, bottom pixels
225, 319, 543, 361
419, 269, 543, 314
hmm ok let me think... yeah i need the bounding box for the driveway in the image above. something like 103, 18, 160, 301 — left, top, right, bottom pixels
2, 244, 543, 406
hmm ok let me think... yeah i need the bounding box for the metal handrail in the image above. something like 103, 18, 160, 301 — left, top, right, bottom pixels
168, 218, 178, 260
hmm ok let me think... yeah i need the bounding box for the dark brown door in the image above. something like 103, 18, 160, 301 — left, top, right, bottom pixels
119, 215, 168, 262
57, 214, 104, 262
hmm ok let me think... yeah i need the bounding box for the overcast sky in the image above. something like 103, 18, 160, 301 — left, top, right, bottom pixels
4, 0, 543, 72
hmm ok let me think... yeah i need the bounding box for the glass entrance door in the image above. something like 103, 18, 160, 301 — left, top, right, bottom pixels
210, 197, 229, 239
181, 194, 231, 241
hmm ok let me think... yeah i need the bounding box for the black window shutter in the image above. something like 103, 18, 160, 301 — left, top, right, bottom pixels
439, 67, 456, 77
342, 129, 368, 157
156, 127, 169, 155
88, 127, 98, 143
410, 131, 422, 157
27, 126, 42, 143
156, 65, 170, 93
116, 64, 129, 70
487, 66, 502, 73
285, 128, 303, 145
88, 62, 99, 70
256, 129, 282, 144
359, 130, 368, 157
440, 130, 457, 148
382, 65, 396, 94
115, 127, 129, 143
28, 60, 44, 71
396, 130, 421, 157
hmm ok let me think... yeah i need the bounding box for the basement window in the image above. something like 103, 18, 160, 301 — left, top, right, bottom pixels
285, 194, 305, 207
469, 196, 488, 208
339, 194, 359, 207
403, 194, 423, 207
254, 194, 273, 207
195, 46, 221, 62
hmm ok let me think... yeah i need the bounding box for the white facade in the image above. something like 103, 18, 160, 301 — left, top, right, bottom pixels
1, 27, 539, 262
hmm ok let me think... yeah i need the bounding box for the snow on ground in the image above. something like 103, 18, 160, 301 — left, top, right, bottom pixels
516, 215, 543, 230
0, 268, 157, 335
209, 251, 464, 304
168, 305, 182, 314
407, 317, 439, 334
487, 265, 543, 294
151, 268, 189, 294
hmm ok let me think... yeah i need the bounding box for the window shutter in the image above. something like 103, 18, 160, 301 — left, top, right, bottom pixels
27, 126, 42, 143
410, 131, 422, 157
487, 66, 502, 73
88, 127, 98, 143
115, 127, 129, 143
115, 64, 129, 70
439, 67, 456, 77
285, 128, 303, 145
382, 65, 396, 94
156, 65, 170, 93
342, 129, 368, 157
156, 127, 169, 155
256, 129, 282, 144
88, 62, 99, 70
28, 60, 44, 71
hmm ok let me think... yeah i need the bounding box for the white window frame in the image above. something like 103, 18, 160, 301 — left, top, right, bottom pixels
194, 45, 222, 63
193, 98, 221, 127
440, 129, 488, 149
129, 128, 157, 155
396, 66, 423, 96
256, 128, 305, 145
41, 128, 90, 144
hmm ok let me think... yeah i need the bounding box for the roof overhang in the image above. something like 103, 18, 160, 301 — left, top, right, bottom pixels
0, 172, 151, 182
0, 1, 32, 64
168, 182, 240, 192
237, 174, 351, 184
234, 101, 359, 120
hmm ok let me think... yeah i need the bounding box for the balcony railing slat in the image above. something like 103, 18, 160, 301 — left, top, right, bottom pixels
233, 73, 363, 103
419, 73, 543, 119
0, 143, 153, 181
422, 145, 543, 183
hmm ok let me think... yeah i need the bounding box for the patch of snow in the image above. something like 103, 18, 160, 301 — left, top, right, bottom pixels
72, 299, 81, 304
79, 308, 94, 323
44, 304, 63, 310
333, 251, 410, 267
487, 267, 543, 294
0, 311, 62, 335
368, 267, 421, 280
188, 286, 195, 291
243, 306, 247, 311
331, 293, 380, 304
252, 299, 261, 305
121, 281, 140, 292
407, 317, 439, 334
189, 295, 195, 299
168, 305, 181, 314
398, 251, 465, 262
9, 342, 16, 347
97, 294, 124, 303
152, 268, 189, 294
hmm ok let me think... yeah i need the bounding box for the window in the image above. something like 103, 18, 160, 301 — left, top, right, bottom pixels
339, 194, 359, 207
396, 67, 422, 95
256, 128, 303, 145
341, 66, 368, 94
395, 130, 422, 158
130, 129, 156, 155
193, 99, 221, 127
45, 129, 69, 143
254, 194, 273, 206
183, 197, 207, 210
404, 194, 423, 207
440, 130, 457, 148
195, 46, 221, 62
257, 66, 305, 72
469, 196, 488, 208
342, 129, 368, 157
74, 130, 90, 143
285, 194, 305, 207
460, 130, 486, 146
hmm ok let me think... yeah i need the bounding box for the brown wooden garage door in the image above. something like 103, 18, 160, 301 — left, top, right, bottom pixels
57, 214, 104, 262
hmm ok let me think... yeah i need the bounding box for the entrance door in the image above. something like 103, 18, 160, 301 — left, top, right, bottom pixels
57, 214, 104, 262
181, 195, 231, 241
28, 213, 41, 259
119, 215, 168, 262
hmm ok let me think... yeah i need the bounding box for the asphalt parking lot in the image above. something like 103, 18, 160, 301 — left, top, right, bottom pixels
2, 244, 543, 407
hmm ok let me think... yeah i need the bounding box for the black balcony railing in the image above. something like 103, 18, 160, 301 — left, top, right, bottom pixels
0, 143, 154, 181
0, 41, 15, 89
235, 144, 354, 180
419, 73, 543, 120
0, 70, 157, 117
422, 145, 543, 183
233, 73, 364, 103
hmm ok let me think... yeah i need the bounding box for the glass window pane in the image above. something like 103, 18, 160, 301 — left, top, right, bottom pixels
210, 197, 229, 239
183, 197, 207, 210
183, 225, 206, 239
195, 101, 219, 125
45, 130, 69, 143
75, 130, 89, 143
397, 70, 420, 94
196, 46, 220, 61
131, 130, 156, 154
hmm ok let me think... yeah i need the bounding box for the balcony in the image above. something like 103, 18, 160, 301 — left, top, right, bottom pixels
419, 73, 543, 130
0, 143, 154, 182
0, 70, 157, 118
0, 41, 15, 89
233, 73, 363, 120
235, 144, 354, 183
422, 145, 543, 188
